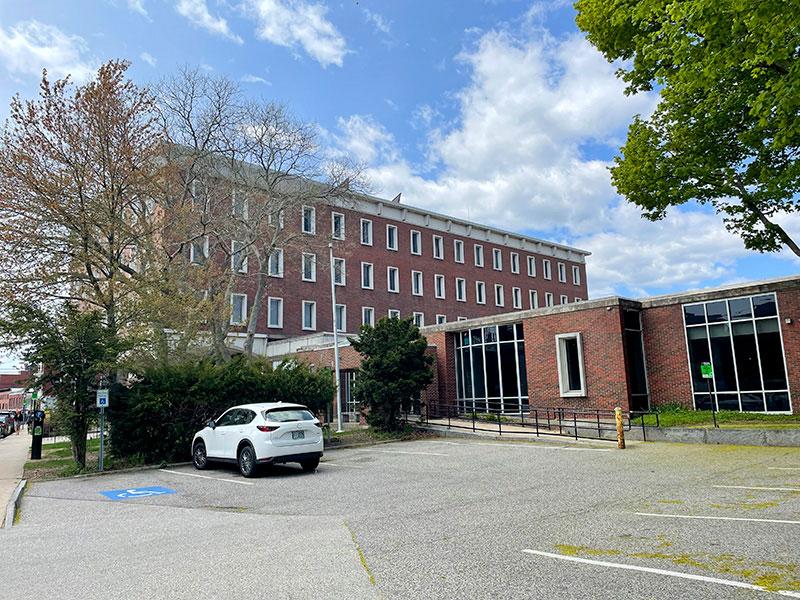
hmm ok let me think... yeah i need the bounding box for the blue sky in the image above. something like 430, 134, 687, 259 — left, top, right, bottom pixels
0, 1, 797, 337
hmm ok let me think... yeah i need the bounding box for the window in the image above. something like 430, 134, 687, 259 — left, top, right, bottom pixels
454, 239, 464, 263
529, 290, 539, 309
435, 274, 445, 299
493, 248, 502, 271
334, 304, 346, 332
436, 314, 447, 325
512, 287, 522, 309
361, 262, 373, 289
474, 244, 484, 267
267, 297, 283, 328
332, 212, 345, 240
412, 270, 423, 296
495, 284, 504, 307
510, 252, 519, 274
413, 312, 424, 327
527, 256, 536, 277
388, 308, 400, 319
410, 230, 422, 255
268, 248, 284, 277
543, 259, 552, 280
387, 266, 399, 293
560, 295, 568, 305
232, 189, 247, 219
230, 293, 247, 325
362, 306, 375, 327
191, 179, 208, 210
476, 281, 486, 305
575, 297, 582, 303
457, 316, 468, 322
556, 333, 586, 397
572, 265, 581, 286
558, 262, 567, 283
302, 301, 316, 331
545, 292, 554, 307
231, 240, 247, 273
386, 224, 398, 251
360, 219, 373, 245
302, 253, 316, 282
433, 235, 444, 260
456, 278, 466, 302
190, 236, 209, 265
683, 293, 790, 413
302, 206, 316, 234
267, 209, 284, 230
333, 257, 346, 286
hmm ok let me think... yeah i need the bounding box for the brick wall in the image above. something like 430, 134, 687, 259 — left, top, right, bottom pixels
640, 303, 693, 409
776, 288, 800, 413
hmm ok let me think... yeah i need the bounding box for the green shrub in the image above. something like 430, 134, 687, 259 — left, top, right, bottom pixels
109, 356, 334, 463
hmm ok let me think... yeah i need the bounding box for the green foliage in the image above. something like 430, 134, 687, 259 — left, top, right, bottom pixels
641, 405, 800, 428
0, 302, 118, 468
350, 318, 434, 432
575, 0, 800, 255
109, 357, 333, 463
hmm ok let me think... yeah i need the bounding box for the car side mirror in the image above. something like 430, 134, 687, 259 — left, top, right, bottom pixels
207, 420, 216, 430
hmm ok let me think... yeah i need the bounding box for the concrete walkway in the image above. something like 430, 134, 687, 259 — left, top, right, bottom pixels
0, 432, 29, 526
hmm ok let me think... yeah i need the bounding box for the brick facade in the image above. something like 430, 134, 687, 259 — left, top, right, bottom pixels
640, 303, 693, 409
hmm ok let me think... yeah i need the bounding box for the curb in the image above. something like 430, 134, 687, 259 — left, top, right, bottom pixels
4, 479, 26, 529
31, 462, 193, 484
414, 424, 623, 447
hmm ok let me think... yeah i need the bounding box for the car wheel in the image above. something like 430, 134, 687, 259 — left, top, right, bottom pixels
300, 457, 320, 473
192, 441, 209, 470
238, 444, 258, 478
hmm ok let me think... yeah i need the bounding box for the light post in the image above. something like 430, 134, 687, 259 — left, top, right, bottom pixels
328, 242, 344, 433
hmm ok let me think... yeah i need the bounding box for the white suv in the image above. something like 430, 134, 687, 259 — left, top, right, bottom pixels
191, 402, 324, 477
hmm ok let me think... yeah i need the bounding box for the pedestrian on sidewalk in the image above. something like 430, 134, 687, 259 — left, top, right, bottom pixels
14, 411, 21, 434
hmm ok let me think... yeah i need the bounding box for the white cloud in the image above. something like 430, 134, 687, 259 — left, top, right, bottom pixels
175, 0, 243, 44
332, 115, 398, 164
240, 73, 270, 84
243, 0, 347, 67
363, 8, 391, 35
139, 51, 157, 67
127, 0, 149, 18
0, 20, 97, 82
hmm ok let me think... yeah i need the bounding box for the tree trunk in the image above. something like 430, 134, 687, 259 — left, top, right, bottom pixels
71, 412, 89, 469
244, 269, 268, 357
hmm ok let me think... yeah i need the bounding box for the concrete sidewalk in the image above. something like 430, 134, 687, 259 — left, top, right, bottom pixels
0, 432, 29, 526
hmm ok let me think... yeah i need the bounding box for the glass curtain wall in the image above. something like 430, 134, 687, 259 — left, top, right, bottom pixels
454, 323, 528, 414
683, 293, 791, 412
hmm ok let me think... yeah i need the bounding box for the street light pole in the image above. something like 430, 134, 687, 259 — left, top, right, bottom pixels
329, 242, 344, 433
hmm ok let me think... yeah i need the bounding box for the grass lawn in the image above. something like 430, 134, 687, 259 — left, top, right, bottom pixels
640, 406, 800, 429
23, 438, 143, 481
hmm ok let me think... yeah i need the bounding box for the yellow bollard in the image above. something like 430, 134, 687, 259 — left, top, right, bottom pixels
614, 407, 625, 449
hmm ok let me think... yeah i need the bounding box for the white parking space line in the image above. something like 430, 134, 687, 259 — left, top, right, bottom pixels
160, 469, 254, 486
522, 549, 800, 598
356, 449, 450, 457
713, 485, 800, 492
419, 440, 611, 452
768, 467, 800, 471
322, 462, 366, 469
634, 512, 800, 526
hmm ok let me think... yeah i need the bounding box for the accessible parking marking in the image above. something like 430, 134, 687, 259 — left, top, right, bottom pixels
634, 512, 800, 526
160, 469, 254, 486
522, 549, 800, 598
713, 485, 800, 493
100, 486, 176, 501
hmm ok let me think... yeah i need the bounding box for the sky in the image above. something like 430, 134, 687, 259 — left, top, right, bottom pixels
0, 0, 798, 369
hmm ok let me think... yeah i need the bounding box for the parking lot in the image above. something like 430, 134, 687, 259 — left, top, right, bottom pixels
3, 436, 800, 599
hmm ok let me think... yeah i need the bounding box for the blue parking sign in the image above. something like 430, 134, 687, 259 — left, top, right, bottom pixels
100, 486, 176, 501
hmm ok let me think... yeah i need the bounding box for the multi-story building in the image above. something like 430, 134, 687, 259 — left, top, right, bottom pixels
226, 194, 590, 344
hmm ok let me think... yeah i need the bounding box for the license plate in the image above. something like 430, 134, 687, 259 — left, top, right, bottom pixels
291, 431, 305, 440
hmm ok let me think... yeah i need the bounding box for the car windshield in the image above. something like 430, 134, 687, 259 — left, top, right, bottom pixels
264, 409, 315, 423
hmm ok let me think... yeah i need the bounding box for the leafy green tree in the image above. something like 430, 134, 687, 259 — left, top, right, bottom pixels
350, 318, 434, 432
575, 0, 800, 255
0, 303, 118, 468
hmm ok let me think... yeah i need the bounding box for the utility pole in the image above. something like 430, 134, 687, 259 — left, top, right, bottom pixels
328, 243, 344, 433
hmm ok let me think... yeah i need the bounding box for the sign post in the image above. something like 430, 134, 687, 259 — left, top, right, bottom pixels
700, 362, 718, 428
96, 389, 109, 472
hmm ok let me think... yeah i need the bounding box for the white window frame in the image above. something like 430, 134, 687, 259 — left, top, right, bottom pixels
232, 188, 248, 220
510, 252, 520, 274
301, 252, 316, 282
191, 179, 208, 210
527, 256, 536, 277
386, 224, 398, 251
543, 259, 552, 280
388, 308, 401, 319
572, 265, 581, 286
574, 297, 583, 303
432, 235, 444, 260
333, 257, 346, 286
454, 239, 464, 263
560, 294, 569, 305
360, 218, 373, 246
492, 248, 503, 271
529, 290, 539, 309
457, 316, 468, 322
476, 281, 486, 305
230, 293, 248, 325
456, 277, 466, 302
545, 292, 554, 307
268, 209, 284, 230
556, 332, 586, 397
268, 248, 284, 278
231, 240, 247, 273
494, 283, 504, 307
362, 306, 375, 327
558, 262, 567, 283
412, 270, 423, 296
302, 205, 316, 234
413, 312, 425, 327
434, 274, 445, 299
334, 304, 346, 332
387, 266, 399, 293
436, 314, 447, 325
361, 262, 374, 290
512, 287, 522, 309
190, 235, 209, 265
474, 244, 484, 267
332, 212, 345, 240
267, 296, 283, 328
301, 300, 316, 331
410, 230, 422, 255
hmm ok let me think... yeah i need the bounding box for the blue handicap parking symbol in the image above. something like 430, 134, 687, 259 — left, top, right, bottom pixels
100, 486, 177, 501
